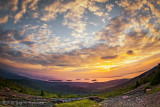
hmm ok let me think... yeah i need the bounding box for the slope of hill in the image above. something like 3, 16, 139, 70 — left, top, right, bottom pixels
0, 76, 43, 96
100, 64, 160, 106
96, 64, 160, 94
0, 68, 129, 94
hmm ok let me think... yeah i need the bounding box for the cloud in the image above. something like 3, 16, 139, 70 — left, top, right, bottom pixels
116, 0, 160, 24
105, 17, 129, 34
66, 80, 72, 82
0, 0, 160, 82
14, 0, 39, 23
56, 64, 69, 66
0, 29, 15, 42
101, 55, 118, 60
48, 80, 62, 82
0, 15, 9, 24
92, 0, 109, 3
0, 0, 18, 11
14, 11, 25, 23
106, 4, 114, 12
0, 43, 10, 53
126, 50, 134, 55
101, 69, 147, 78
0, 28, 26, 43
92, 79, 97, 81
20, 41, 35, 47
116, 0, 147, 16
84, 78, 90, 80
7, 50, 23, 57
41, 0, 106, 39
95, 17, 130, 47
76, 79, 81, 80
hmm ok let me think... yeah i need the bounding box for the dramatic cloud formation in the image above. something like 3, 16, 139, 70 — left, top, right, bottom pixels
101, 55, 118, 60
0, 0, 160, 82
126, 50, 134, 55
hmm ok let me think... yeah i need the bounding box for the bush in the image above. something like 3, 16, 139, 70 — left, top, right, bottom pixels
135, 80, 140, 88
40, 90, 44, 96
147, 85, 160, 94
143, 84, 151, 92
55, 99, 100, 107
0, 97, 4, 101
44, 93, 58, 98
99, 84, 134, 98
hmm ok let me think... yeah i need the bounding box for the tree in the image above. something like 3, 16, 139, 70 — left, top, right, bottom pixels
58, 94, 61, 98
19, 89, 22, 93
40, 90, 44, 96
135, 80, 140, 88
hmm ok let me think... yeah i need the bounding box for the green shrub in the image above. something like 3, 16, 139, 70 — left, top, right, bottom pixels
55, 99, 100, 107
99, 84, 134, 98
0, 97, 4, 101
143, 84, 151, 92
147, 86, 160, 94
44, 93, 58, 98
135, 80, 140, 88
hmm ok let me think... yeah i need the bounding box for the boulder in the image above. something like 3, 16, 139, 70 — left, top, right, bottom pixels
88, 96, 104, 102
52, 99, 64, 104
122, 95, 129, 99
146, 89, 151, 92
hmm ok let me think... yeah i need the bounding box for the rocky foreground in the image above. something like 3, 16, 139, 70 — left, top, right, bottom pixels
0, 87, 85, 106
1, 84, 160, 107
101, 85, 160, 107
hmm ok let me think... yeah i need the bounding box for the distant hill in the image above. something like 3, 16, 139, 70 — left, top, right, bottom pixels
0, 68, 29, 80
0, 68, 128, 94
1, 64, 159, 94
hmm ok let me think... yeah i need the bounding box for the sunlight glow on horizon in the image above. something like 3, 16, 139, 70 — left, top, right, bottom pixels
0, 0, 160, 82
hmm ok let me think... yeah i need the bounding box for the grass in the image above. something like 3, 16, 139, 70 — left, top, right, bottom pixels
98, 84, 135, 98
147, 85, 160, 94
0, 77, 89, 99
0, 77, 60, 98
0, 97, 4, 101
44, 93, 58, 98
55, 99, 101, 107
98, 64, 160, 98
0, 77, 40, 95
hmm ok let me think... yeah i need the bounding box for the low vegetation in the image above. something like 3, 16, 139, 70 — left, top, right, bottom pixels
98, 64, 160, 98
55, 99, 100, 107
0, 96, 4, 101
98, 84, 135, 98
0, 77, 89, 99
0, 77, 42, 96
0, 77, 61, 98
147, 85, 160, 94
150, 65, 160, 86
143, 84, 151, 92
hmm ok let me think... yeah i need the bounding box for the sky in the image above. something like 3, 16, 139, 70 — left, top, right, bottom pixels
0, 0, 160, 82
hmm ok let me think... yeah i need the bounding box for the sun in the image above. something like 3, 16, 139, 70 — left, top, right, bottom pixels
97, 65, 111, 72
104, 66, 110, 72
